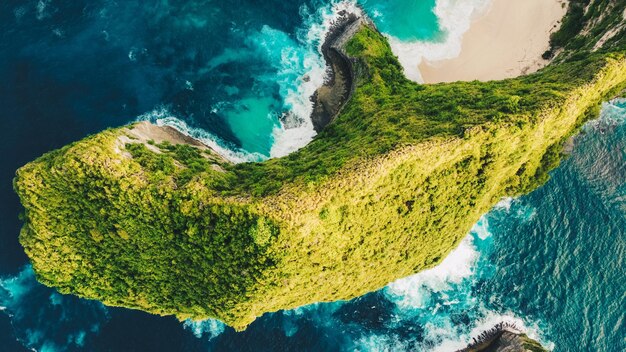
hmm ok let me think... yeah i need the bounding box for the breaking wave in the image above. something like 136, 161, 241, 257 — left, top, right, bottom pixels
360, 199, 551, 351
383, 0, 492, 82
270, 0, 363, 158
183, 319, 226, 340
0, 266, 109, 352
137, 107, 266, 163
138, 1, 364, 162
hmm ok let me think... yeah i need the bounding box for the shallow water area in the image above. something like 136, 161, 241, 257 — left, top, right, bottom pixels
363, 0, 492, 82
359, 0, 441, 41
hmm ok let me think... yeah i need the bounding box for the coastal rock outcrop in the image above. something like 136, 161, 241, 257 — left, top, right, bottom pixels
14, 12, 626, 330
310, 12, 364, 131
458, 323, 547, 352
482, 332, 547, 352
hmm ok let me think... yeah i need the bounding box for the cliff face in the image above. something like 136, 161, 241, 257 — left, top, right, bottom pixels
484, 332, 547, 352
310, 14, 375, 131
14, 14, 626, 330
458, 323, 548, 352
466, 332, 547, 352
546, 0, 626, 61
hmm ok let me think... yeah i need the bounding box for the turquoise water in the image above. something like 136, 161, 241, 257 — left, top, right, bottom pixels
1, 0, 625, 351
133, 0, 447, 160
360, 0, 442, 41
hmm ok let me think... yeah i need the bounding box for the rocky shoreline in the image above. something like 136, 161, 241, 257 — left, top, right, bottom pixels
458, 322, 547, 352
132, 11, 370, 152
130, 11, 369, 158
309, 11, 370, 132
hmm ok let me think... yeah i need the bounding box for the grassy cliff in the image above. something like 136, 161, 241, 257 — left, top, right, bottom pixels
546, 0, 626, 60
14, 19, 626, 329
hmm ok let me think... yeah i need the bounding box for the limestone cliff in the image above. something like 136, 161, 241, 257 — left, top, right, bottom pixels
459, 323, 548, 352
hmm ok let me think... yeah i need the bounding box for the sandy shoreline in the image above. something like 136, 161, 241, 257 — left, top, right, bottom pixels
419, 0, 567, 83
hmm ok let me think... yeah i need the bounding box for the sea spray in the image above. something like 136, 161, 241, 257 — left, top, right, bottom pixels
137, 107, 266, 163
138, 1, 365, 161
0, 266, 109, 351
139, 0, 488, 157
348, 198, 553, 351
584, 98, 626, 131
385, 235, 481, 309
199, 198, 550, 351
271, 0, 364, 157
377, 0, 492, 82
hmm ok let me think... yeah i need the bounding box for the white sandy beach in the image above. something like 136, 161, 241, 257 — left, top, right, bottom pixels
419, 0, 567, 83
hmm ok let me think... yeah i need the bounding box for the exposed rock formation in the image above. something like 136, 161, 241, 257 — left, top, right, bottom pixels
310, 12, 364, 131
459, 323, 547, 352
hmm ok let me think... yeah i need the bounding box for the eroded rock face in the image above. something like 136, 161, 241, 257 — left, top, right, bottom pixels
489, 331, 547, 352
460, 330, 547, 352
310, 12, 363, 132
458, 322, 548, 352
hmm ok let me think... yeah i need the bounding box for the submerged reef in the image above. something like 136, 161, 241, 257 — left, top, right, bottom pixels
14, 7, 626, 331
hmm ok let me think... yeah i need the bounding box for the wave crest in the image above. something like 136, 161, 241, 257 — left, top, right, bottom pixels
387, 0, 491, 82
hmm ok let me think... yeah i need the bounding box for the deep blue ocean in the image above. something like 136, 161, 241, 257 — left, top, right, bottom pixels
0, 1, 624, 351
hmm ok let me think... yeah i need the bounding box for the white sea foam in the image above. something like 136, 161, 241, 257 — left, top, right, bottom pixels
353, 308, 552, 352
385, 235, 480, 309
471, 217, 492, 240
270, 0, 363, 158
303, 0, 363, 62
135, 1, 363, 161
584, 99, 626, 131
250, 23, 322, 158
183, 319, 226, 339
137, 107, 266, 163
430, 311, 553, 352
271, 0, 496, 154
374, 208, 553, 351
387, 0, 492, 82
494, 197, 514, 211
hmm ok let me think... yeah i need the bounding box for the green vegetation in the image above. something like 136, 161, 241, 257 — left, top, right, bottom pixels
14, 19, 626, 330
467, 332, 548, 352
521, 334, 550, 352
547, 0, 626, 59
